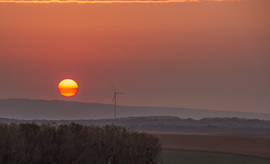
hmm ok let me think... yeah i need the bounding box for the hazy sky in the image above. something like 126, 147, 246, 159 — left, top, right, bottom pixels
0, 0, 269, 113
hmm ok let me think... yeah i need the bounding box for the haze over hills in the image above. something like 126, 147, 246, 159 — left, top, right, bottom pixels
0, 98, 269, 120
1, 116, 269, 134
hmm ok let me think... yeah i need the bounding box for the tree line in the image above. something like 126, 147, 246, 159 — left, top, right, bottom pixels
0, 123, 161, 164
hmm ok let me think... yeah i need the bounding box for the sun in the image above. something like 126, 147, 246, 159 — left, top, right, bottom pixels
58, 79, 78, 97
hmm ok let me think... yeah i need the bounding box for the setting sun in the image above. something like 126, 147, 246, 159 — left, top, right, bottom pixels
58, 79, 78, 97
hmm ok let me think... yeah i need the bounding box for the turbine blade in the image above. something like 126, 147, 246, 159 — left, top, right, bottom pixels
111, 83, 116, 92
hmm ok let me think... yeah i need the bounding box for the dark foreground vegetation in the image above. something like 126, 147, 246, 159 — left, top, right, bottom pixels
0, 123, 161, 164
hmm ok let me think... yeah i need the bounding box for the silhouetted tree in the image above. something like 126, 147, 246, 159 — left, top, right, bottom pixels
0, 123, 161, 164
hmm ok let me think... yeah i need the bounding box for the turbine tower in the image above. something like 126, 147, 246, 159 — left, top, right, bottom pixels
112, 84, 125, 119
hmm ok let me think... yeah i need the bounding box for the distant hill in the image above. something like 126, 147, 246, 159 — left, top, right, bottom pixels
0, 98, 269, 120
1, 116, 269, 134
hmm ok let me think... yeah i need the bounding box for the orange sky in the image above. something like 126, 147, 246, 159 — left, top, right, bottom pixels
0, 0, 243, 3
0, 0, 269, 113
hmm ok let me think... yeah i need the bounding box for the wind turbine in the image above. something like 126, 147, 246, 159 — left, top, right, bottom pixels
111, 84, 125, 119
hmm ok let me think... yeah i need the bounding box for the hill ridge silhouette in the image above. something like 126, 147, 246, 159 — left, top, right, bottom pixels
0, 98, 269, 120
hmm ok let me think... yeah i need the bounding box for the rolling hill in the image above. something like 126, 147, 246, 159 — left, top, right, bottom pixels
0, 98, 269, 120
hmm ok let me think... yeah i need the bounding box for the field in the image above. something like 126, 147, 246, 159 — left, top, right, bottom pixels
160, 150, 270, 164
154, 134, 270, 159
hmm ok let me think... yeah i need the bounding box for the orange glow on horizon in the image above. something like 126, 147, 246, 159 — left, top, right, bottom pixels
58, 79, 78, 97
